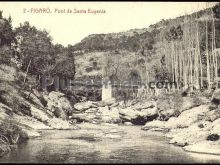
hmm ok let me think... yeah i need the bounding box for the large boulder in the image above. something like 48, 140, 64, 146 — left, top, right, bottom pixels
119, 107, 140, 121
158, 109, 176, 121
30, 106, 50, 122
157, 94, 207, 121
132, 101, 156, 111
165, 105, 210, 129
74, 101, 97, 112
139, 107, 158, 121
70, 106, 101, 123
70, 106, 121, 124
119, 108, 146, 125
44, 91, 73, 119
119, 106, 158, 125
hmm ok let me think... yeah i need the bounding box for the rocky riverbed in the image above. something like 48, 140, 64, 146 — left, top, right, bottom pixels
66, 90, 220, 156
1, 78, 220, 158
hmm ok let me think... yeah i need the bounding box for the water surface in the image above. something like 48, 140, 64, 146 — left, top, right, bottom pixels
1, 124, 220, 163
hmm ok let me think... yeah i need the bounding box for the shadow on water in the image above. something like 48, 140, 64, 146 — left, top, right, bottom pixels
68, 135, 101, 142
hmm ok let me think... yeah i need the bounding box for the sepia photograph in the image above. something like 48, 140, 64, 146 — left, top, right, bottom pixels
0, 1, 220, 163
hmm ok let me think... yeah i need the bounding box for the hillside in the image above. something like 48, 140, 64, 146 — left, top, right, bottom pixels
73, 3, 220, 53
73, 3, 220, 87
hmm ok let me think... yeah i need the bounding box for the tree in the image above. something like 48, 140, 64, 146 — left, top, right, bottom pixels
0, 12, 14, 47
14, 22, 76, 93
15, 22, 53, 76
52, 46, 75, 80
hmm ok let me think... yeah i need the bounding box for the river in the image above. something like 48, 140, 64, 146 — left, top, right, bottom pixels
0, 123, 220, 163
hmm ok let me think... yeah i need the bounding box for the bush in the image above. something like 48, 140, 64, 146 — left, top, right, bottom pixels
0, 46, 12, 65
0, 119, 29, 145
157, 92, 183, 120
157, 92, 183, 111
11, 97, 31, 116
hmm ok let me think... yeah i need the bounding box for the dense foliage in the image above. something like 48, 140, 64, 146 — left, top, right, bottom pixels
0, 12, 76, 91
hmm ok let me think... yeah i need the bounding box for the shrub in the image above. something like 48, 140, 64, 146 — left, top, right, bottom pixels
11, 97, 31, 116
156, 92, 183, 120
85, 67, 93, 72
157, 92, 183, 112
0, 46, 12, 65
0, 119, 29, 145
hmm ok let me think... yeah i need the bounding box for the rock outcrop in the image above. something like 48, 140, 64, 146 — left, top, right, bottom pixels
30, 106, 50, 122
70, 100, 158, 125
165, 105, 210, 129
142, 96, 220, 155
71, 104, 121, 124
44, 91, 74, 119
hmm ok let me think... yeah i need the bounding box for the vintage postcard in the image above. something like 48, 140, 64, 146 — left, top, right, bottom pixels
0, 1, 220, 164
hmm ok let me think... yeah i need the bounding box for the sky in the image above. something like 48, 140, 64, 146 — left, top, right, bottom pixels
0, 2, 217, 46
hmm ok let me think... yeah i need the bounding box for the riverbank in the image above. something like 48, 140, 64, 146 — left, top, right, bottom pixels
0, 63, 219, 158
1, 93, 220, 158
142, 104, 220, 155
0, 119, 29, 157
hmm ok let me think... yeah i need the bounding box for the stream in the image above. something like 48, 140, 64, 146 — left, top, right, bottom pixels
0, 123, 220, 163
